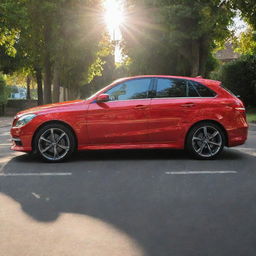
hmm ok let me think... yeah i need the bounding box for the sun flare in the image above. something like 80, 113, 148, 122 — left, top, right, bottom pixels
104, 0, 125, 36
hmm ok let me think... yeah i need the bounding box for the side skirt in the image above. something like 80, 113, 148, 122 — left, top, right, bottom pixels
78, 142, 184, 151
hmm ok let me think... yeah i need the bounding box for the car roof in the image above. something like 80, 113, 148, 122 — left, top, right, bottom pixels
114, 75, 221, 87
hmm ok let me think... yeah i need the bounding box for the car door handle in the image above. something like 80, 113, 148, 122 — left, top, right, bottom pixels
181, 103, 195, 108
134, 105, 147, 110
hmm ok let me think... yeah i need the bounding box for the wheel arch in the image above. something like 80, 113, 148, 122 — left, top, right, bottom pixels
185, 120, 228, 147
32, 120, 78, 151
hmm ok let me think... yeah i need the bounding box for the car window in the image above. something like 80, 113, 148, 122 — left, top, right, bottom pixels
106, 78, 151, 101
156, 78, 187, 98
191, 81, 216, 97
188, 83, 200, 97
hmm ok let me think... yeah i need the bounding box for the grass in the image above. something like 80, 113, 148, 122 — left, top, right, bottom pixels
247, 108, 256, 123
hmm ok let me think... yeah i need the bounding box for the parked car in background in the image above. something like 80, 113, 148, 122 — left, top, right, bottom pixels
9, 86, 27, 99
10, 75, 248, 162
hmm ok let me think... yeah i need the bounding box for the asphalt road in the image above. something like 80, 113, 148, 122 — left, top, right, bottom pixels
0, 120, 256, 256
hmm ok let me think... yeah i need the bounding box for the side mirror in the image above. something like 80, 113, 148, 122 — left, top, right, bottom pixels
96, 94, 110, 102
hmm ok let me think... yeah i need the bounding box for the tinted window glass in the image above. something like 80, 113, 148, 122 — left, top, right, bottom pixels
106, 78, 151, 101
188, 83, 200, 97
192, 81, 216, 97
156, 79, 186, 97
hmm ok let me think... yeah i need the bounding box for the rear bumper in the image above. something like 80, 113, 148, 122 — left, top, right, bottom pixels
227, 126, 248, 147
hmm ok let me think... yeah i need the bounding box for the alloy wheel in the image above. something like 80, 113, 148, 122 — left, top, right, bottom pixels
192, 125, 222, 158
38, 128, 70, 161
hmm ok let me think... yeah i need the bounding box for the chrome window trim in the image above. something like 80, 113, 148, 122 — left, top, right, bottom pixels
151, 95, 218, 100
98, 95, 218, 103
106, 98, 152, 103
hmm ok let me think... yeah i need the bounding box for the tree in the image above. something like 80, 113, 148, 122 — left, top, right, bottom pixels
212, 55, 256, 106
122, 0, 234, 77
232, 0, 256, 30
234, 27, 256, 55
1, 0, 107, 104
0, 74, 9, 115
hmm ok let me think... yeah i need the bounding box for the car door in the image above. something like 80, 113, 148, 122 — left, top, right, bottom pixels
148, 78, 202, 142
87, 78, 153, 144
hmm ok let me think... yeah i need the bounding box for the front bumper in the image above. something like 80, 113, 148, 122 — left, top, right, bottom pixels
11, 132, 32, 152
10, 126, 34, 152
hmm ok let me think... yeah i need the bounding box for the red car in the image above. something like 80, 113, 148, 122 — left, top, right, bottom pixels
10, 75, 248, 162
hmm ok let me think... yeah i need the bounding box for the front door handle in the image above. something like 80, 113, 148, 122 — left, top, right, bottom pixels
181, 103, 195, 108
134, 105, 147, 110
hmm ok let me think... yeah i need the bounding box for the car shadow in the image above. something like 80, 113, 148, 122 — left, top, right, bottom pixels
10, 147, 245, 163
1, 148, 256, 256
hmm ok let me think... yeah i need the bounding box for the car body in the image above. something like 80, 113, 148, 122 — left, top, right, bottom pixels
10, 75, 248, 162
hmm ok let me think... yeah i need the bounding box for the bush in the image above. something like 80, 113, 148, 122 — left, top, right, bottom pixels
211, 55, 256, 107
0, 74, 10, 115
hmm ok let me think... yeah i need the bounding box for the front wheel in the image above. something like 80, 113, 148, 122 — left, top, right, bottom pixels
186, 122, 225, 160
34, 123, 76, 162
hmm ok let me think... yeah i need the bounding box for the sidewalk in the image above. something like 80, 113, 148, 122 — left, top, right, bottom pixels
0, 116, 13, 128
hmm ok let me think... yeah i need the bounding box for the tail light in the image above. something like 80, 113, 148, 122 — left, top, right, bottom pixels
233, 99, 246, 120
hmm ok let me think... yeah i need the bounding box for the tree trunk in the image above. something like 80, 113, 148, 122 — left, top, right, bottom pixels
43, 55, 52, 104
43, 22, 53, 104
199, 37, 209, 76
190, 40, 200, 77
35, 68, 44, 106
52, 64, 60, 103
26, 75, 31, 100
67, 85, 79, 100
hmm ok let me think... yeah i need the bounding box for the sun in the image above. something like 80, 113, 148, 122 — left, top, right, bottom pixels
104, 0, 125, 36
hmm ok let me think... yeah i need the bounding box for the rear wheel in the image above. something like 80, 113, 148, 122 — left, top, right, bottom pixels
34, 123, 76, 162
186, 122, 225, 159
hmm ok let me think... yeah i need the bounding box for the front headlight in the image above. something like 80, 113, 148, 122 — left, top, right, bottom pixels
14, 114, 36, 128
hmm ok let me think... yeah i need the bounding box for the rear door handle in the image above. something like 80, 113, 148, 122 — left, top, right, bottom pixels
181, 103, 195, 108
134, 105, 147, 110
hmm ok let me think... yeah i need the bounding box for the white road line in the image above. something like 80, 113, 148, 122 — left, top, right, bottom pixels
32, 192, 40, 199
0, 172, 72, 177
165, 171, 237, 175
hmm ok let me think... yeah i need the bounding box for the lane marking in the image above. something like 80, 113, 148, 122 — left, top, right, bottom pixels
0, 172, 72, 177
165, 171, 237, 175
32, 192, 40, 199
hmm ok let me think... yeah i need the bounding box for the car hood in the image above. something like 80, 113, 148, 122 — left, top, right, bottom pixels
16, 100, 86, 118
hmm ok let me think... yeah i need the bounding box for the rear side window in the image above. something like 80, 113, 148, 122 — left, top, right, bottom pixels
156, 79, 187, 97
188, 83, 200, 97
191, 81, 217, 97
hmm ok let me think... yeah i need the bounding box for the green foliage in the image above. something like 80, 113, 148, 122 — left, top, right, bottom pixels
232, 0, 256, 30
122, 0, 234, 77
0, 0, 107, 101
212, 55, 256, 106
234, 27, 256, 55
246, 108, 256, 122
0, 74, 9, 105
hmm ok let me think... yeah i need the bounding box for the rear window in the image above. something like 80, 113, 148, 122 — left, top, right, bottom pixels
190, 81, 217, 97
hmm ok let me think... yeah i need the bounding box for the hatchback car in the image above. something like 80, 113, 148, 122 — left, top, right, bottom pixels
10, 75, 248, 162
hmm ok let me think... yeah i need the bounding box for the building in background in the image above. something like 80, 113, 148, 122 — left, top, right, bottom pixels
215, 42, 241, 63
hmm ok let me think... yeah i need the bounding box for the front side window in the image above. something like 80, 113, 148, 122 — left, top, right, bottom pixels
156, 78, 187, 98
106, 78, 151, 101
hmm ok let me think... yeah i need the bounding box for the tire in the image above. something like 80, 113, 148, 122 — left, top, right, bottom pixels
33, 123, 76, 162
186, 122, 225, 160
